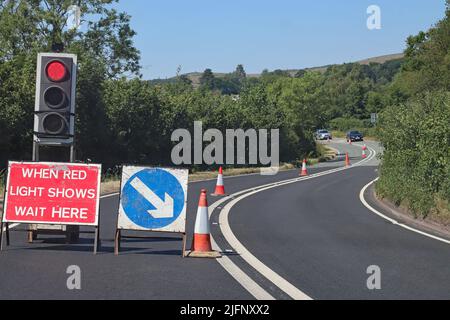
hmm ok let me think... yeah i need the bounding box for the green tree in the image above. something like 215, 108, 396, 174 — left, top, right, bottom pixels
294, 69, 306, 78
377, 1, 450, 217
377, 92, 450, 216
0, 0, 141, 165
235, 64, 246, 79
0, 0, 140, 77
391, 1, 450, 98
199, 68, 216, 90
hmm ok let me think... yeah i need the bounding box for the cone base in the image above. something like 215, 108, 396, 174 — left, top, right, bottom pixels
188, 250, 222, 259
300, 171, 308, 177
212, 185, 226, 196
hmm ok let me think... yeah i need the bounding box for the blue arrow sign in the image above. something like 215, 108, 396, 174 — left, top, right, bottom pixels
121, 168, 186, 229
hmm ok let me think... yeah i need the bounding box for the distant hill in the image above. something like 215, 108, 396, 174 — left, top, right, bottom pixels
149, 53, 405, 86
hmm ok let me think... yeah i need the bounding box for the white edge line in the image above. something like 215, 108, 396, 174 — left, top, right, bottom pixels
210, 146, 376, 300
360, 178, 450, 245
220, 192, 313, 300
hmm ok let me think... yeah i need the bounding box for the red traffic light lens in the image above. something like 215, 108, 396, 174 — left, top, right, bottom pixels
46, 61, 67, 82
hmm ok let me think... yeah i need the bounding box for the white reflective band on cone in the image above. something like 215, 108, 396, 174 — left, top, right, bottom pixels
194, 206, 211, 235
217, 174, 224, 186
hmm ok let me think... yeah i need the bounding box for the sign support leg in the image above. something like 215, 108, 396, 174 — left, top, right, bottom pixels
0, 174, 6, 251
70, 144, 75, 163
94, 223, 100, 255
182, 233, 187, 258
0, 222, 10, 251
114, 229, 121, 256
5, 223, 9, 246
0, 221, 4, 252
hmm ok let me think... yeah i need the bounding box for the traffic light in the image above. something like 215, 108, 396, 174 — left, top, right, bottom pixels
34, 53, 77, 144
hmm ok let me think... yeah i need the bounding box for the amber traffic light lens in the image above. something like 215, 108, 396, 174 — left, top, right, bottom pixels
44, 86, 67, 109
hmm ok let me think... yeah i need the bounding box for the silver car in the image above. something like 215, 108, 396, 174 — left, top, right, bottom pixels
315, 129, 332, 140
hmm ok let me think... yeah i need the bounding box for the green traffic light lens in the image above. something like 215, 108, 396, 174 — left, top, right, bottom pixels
42, 113, 67, 135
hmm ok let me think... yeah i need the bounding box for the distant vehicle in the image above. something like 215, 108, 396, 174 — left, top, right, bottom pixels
346, 130, 364, 142
315, 129, 332, 140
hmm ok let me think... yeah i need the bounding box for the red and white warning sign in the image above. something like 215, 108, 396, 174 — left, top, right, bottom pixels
2, 162, 101, 226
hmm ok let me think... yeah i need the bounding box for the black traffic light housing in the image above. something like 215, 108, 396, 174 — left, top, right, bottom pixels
34, 53, 77, 145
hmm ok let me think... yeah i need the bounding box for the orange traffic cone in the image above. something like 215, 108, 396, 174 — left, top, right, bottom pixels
189, 190, 221, 258
300, 159, 308, 176
362, 148, 367, 159
345, 153, 351, 167
212, 167, 226, 196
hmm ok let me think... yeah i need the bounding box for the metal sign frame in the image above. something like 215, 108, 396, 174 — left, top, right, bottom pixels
114, 166, 188, 257
0, 161, 102, 254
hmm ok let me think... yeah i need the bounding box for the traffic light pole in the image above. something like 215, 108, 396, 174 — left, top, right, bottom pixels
29, 140, 79, 244
27, 52, 97, 249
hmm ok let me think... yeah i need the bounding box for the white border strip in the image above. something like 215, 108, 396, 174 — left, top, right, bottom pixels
3, 161, 102, 226
360, 179, 450, 245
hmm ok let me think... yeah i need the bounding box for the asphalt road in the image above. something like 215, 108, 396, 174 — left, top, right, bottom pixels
220, 142, 450, 300
1, 140, 448, 300
0, 143, 345, 299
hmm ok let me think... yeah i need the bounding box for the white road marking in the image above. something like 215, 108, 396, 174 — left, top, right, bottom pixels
3, 142, 378, 300
210, 145, 376, 300
220, 193, 313, 300
208, 195, 275, 300
360, 178, 450, 245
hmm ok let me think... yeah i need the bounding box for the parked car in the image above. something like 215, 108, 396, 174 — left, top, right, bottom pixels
315, 129, 333, 140
346, 130, 364, 142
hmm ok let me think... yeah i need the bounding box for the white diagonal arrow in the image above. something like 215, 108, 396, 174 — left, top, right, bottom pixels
130, 177, 174, 219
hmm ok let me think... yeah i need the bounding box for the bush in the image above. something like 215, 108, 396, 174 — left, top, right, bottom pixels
328, 117, 379, 139
329, 117, 367, 132
376, 91, 450, 217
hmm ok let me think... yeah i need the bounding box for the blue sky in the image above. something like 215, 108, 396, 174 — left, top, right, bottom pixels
113, 0, 447, 79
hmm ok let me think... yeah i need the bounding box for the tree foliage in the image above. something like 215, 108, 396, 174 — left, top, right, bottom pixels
377, 92, 450, 216
0, 0, 140, 166
377, 1, 450, 217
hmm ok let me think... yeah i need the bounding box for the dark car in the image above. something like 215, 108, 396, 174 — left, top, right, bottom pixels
346, 130, 364, 142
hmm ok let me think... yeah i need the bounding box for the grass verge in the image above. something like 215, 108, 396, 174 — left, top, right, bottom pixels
101, 144, 336, 195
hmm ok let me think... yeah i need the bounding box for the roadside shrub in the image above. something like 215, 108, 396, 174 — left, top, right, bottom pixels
329, 117, 379, 139
376, 91, 450, 217
329, 117, 366, 132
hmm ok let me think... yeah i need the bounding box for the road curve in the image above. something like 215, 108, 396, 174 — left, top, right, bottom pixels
220, 141, 450, 300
